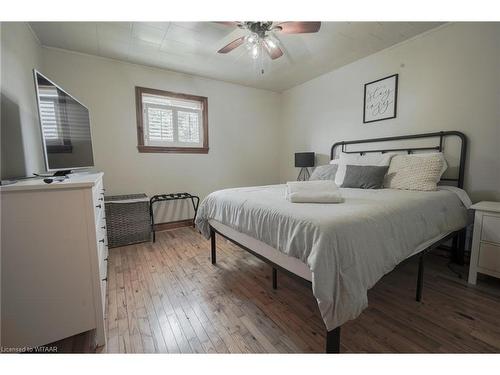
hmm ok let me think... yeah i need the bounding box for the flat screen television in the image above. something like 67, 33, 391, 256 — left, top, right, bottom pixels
34, 70, 94, 174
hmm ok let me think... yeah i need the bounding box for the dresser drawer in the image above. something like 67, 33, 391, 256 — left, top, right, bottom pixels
99, 255, 108, 280
97, 239, 108, 277
96, 233, 107, 254
94, 198, 105, 223
100, 279, 107, 314
97, 216, 107, 235
92, 177, 104, 204
478, 242, 500, 272
96, 216, 107, 241
92, 178, 105, 222
481, 215, 500, 244
97, 239, 107, 262
97, 222, 108, 259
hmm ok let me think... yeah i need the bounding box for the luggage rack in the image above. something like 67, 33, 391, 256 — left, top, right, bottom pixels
149, 192, 200, 242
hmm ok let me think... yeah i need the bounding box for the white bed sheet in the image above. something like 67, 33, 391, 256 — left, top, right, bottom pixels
196, 185, 469, 330
209, 219, 456, 284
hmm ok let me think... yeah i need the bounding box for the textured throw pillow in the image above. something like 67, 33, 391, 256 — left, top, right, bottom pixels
309, 164, 339, 181
341, 165, 389, 189
411, 152, 448, 177
385, 154, 444, 191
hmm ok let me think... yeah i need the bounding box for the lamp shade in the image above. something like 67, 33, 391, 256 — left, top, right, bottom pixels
294, 152, 315, 168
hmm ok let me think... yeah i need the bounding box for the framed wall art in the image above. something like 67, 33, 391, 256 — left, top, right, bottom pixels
363, 74, 398, 123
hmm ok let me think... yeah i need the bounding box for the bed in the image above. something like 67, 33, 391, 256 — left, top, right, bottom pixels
195, 131, 469, 353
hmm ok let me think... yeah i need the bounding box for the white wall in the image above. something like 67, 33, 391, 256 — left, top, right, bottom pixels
1, 22, 44, 179
40, 46, 282, 220
280, 23, 500, 201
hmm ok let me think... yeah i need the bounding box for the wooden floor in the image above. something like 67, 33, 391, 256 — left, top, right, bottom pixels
52, 227, 500, 353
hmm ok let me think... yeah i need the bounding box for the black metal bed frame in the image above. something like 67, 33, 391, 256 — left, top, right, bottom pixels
209, 131, 468, 353
330, 130, 467, 191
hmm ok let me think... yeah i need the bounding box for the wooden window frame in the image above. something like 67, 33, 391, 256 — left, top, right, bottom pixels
135, 86, 209, 154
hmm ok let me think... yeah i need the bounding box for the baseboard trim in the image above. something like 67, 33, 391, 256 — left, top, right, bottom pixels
154, 219, 193, 232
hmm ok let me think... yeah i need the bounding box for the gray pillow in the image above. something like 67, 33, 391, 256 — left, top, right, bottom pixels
309, 164, 339, 181
341, 165, 389, 189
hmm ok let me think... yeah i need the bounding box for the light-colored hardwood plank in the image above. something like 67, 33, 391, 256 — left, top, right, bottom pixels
48, 227, 500, 353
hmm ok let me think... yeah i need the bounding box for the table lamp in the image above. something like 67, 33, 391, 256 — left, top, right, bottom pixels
294, 152, 315, 181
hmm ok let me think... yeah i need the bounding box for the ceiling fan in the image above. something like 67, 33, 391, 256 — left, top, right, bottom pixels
216, 22, 321, 61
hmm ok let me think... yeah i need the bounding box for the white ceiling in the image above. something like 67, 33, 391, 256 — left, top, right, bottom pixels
29, 22, 443, 92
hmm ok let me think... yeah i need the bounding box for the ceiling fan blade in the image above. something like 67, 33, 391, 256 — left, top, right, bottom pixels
214, 21, 242, 28
264, 43, 284, 60
274, 21, 321, 34
217, 36, 246, 54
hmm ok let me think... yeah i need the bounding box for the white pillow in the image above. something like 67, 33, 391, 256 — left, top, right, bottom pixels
334, 152, 396, 186
385, 154, 445, 191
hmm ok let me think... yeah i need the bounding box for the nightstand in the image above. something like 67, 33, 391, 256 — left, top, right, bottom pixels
468, 201, 500, 284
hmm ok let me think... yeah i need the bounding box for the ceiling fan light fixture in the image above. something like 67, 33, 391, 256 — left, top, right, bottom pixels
250, 43, 260, 59
216, 21, 320, 63
246, 33, 258, 45
264, 36, 278, 50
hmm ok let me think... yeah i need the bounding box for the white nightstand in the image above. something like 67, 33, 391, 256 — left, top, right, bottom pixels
468, 201, 500, 284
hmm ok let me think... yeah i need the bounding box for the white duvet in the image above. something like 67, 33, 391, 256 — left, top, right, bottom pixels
195, 185, 470, 330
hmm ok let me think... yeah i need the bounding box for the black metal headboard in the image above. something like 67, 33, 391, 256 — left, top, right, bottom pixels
330, 131, 467, 189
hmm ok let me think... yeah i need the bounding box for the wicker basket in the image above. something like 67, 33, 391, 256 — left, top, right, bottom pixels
104, 194, 150, 248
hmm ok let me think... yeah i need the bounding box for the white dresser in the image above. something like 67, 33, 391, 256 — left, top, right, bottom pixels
468, 201, 500, 284
1, 173, 108, 349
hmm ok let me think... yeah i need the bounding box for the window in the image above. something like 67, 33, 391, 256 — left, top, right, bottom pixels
135, 87, 208, 153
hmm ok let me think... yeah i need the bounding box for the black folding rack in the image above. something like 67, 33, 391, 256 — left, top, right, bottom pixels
149, 192, 200, 242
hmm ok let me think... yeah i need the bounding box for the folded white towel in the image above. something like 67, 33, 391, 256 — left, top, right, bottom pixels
288, 191, 344, 203
286, 180, 339, 195
285, 181, 342, 203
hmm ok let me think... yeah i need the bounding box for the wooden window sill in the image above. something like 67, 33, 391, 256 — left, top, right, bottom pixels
137, 145, 209, 154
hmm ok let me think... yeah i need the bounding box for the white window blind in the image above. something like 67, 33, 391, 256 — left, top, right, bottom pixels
142, 93, 203, 147
38, 86, 91, 144
38, 86, 62, 143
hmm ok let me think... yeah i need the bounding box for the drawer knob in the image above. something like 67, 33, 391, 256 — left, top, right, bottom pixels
96, 204, 102, 209
104, 258, 108, 261
99, 239, 105, 243
99, 197, 104, 201
101, 226, 106, 230
102, 277, 107, 282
